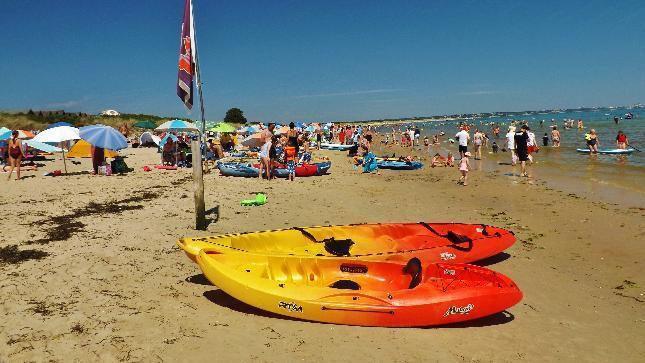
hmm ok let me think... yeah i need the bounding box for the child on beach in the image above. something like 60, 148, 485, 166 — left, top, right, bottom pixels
285, 145, 296, 181
431, 153, 446, 167
446, 152, 455, 167
458, 152, 471, 186
492, 141, 499, 153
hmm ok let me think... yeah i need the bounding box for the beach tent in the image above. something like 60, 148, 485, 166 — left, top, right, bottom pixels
139, 131, 161, 146
67, 140, 119, 158
132, 120, 157, 129
209, 122, 236, 133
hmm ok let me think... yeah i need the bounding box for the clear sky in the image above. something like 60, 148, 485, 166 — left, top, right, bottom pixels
1, 0, 643, 122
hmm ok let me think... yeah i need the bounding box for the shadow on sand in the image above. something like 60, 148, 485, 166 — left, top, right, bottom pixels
471, 252, 511, 267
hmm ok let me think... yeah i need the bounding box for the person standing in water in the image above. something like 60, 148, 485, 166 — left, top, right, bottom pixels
6, 131, 24, 180
551, 126, 561, 147
585, 129, 599, 153
473, 129, 483, 160
616, 131, 628, 149
514, 125, 530, 177
455, 126, 470, 158
505, 126, 517, 165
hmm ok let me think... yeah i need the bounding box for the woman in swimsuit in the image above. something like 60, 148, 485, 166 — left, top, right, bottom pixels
551, 126, 561, 148
616, 131, 628, 149
586, 129, 599, 153
473, 129, 483, 160
6, 131, 24, 180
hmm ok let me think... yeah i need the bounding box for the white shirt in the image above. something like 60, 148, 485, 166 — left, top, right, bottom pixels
455, 130, 469, 146
506, 132, 515, 149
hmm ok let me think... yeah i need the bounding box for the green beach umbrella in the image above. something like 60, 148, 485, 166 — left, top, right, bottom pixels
209, 122, 236, 133
132, 120, 157, 129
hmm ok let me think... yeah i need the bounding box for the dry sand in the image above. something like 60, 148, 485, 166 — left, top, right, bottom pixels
1, 145, 644, 362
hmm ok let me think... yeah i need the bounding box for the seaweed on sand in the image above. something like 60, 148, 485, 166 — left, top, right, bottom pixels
0, 245, 49, 265
29, 190, 161, 245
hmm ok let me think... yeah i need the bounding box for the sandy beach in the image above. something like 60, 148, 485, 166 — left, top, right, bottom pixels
1, 145, 643, 362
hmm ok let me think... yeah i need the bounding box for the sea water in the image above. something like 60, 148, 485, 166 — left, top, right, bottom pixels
377, 107, 644, 207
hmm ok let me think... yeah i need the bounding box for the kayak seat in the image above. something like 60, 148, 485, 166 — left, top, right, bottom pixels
445, 231, 471, 244
323, 238, 355, 256
403, 257, 422, 289
329, 280, 361, 290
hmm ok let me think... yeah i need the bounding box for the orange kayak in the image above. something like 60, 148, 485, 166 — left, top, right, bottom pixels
197, 249, 523, 327
178, 222, 515, 265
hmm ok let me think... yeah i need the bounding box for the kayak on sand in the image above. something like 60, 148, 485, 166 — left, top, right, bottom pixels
178, 222, 516, 265
196, 249, 523, 327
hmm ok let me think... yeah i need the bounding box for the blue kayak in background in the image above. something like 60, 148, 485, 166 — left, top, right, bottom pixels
377, 160, 423, 170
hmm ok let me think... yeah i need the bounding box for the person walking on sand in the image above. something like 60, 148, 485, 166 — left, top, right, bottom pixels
258, 123, 275, 179
616, 131, 628, 149
505, 126, 517, 165
6, 131, 24, 180
455, 127, 470, 158
551, 126, 561, 147
458, 151, 471, 186
514, 125, 530, 177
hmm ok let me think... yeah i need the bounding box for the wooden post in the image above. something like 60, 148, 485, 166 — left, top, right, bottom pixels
191, 140, 206, 230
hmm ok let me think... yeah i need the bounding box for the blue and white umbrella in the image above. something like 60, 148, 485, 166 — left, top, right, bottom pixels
155, 119, 199, 132
45, 121, 74, 129
0, 127, 11, 140
25, 140, 62, 153
79, 125, 128, 150
159, 134, 178, 148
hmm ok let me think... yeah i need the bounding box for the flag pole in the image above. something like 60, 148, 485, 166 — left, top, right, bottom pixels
189, 0, 207, 230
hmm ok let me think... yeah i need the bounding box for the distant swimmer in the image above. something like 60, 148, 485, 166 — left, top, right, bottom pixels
614, 116, 620, 124
577, 119, 584, 129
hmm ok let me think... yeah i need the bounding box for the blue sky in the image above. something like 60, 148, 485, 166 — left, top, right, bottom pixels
1, 0, 643, 122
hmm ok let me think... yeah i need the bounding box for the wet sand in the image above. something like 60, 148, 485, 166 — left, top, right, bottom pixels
1, 146, 644, 362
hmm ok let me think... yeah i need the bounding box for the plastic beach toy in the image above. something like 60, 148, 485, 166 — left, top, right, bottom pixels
241, 193, 267, 206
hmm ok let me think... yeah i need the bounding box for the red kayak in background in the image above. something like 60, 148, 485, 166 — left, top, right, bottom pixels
253, 162, 319, 177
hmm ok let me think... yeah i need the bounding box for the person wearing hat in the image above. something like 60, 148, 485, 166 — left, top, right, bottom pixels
505, 126, 517, 165
458, 151, 471, 186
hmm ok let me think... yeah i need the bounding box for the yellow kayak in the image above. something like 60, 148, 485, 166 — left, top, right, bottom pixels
178, 222, 515, 265
196, 249, 522, 327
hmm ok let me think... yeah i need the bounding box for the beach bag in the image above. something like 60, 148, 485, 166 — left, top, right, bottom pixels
111, 157, 131, 174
